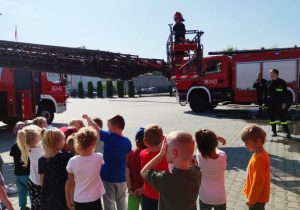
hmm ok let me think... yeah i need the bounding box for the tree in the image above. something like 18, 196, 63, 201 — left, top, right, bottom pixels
77, 82, 84, 98
128, 80, 135, 97
87, 81, 94, 98
106, 80, 113, 97
223, 46, 238, 51
97, 81, 103, 98
117, 80, 124, 98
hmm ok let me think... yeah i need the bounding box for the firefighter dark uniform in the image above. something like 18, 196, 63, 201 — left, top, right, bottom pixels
253, 78, 267, 117
263, 77, 291, 138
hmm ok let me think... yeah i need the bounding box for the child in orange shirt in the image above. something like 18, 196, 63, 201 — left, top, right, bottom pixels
241, 124, 270, 209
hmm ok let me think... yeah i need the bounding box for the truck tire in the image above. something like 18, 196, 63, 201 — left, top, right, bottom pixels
189, 94, 209, 112
37, 106, 54, 125
2, 117, 19, 125
210, 105, 218, 109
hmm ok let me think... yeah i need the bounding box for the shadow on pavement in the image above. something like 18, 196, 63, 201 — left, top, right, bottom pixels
222, 147, 300, 195
184, 106, 300, 121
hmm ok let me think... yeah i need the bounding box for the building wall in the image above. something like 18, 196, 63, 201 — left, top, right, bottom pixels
66, 75, 171, 90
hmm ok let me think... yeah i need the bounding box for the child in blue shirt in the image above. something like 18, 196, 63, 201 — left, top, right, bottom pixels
83, 114, 132, 210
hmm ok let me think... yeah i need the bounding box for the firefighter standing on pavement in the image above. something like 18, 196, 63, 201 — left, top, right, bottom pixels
262, 69, 291, 139
253, 73, 267, 118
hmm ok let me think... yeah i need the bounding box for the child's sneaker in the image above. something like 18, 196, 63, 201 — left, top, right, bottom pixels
5, 188, 18, 195
1, 202, 7, 209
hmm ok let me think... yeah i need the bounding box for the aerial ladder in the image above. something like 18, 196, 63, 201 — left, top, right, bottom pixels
0, 40, 166, 80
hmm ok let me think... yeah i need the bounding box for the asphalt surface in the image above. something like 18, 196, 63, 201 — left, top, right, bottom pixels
0, 96, 299, 210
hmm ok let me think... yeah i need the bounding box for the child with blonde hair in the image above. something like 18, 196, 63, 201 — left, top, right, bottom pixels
66, 133, 78, 156
10, 121, 31, 210
195, 129, 227, 210
17, 124, 43, 210
38, 128, 72, 210
141, 131, 202, 210
68, 119, 85, 130
241, 125, 270, 209
32, 117, 48, 128
67, 126, 105, 210
32, 116, 53, 129
65, 133, 79, 210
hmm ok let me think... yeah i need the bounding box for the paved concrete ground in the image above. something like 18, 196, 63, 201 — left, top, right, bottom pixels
0, 96, 299, 210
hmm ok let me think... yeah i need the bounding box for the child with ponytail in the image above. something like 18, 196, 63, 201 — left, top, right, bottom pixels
38, 128, 72, 210
67, 126, 105, 210
17, 125, 43, 210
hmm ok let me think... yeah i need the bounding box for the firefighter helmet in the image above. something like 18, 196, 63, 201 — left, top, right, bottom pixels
173, 12, 185, 22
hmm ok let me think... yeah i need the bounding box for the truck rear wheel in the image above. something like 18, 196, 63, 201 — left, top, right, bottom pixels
37, 106, 54, 124
189, 94, 209, 112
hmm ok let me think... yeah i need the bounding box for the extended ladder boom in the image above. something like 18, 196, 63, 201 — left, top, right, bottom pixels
0, 40, 166, 80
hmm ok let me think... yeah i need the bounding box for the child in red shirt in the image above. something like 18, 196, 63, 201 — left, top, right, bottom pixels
126, 127, 147, 210
241, 124, 270, 209
140, 124, 168, 210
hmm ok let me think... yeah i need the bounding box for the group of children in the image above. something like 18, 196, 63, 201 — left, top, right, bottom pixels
2, 114, 271, 210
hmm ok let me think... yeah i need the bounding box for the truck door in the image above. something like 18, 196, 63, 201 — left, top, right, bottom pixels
14, 70, 34, 120
262, 60, 298, 103
34, 71, 41, 108
234, 62, 260, 103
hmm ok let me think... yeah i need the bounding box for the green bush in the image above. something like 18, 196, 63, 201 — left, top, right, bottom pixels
87, 81, 94, 98
117, 80, 124, 98
128, 80, 135, 97
77, 82, 84, 98
97, 81, 103, 98
106, 80, 113, 97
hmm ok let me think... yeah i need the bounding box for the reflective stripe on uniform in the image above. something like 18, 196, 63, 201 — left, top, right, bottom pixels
276, 88, 283, 92
264, 107, 268, 109
270, 121, 276, 124
281, 121, 288, 125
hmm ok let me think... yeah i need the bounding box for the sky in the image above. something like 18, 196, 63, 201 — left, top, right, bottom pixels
1, 0, 300, 60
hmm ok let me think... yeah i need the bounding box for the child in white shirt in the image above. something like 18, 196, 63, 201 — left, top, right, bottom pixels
67, 126, 105, 210
195, 129, 227, 210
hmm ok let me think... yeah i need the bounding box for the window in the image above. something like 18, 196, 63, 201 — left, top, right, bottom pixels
47, 73, 61, 84
206, 60, 222, 74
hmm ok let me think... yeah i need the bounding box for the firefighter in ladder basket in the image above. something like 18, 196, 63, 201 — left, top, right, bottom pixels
173, 12, 190, 71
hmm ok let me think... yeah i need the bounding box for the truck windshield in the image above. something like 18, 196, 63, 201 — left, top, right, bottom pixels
206, 60, 222, 74
47, 73, 62, 84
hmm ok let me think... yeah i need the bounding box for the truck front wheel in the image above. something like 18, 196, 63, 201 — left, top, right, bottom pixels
37, 106, 54, 125
189, 94, 209, 112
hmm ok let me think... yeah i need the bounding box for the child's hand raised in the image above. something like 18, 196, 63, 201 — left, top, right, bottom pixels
217, 135, 226, 145
82, 114, 88, 119
158, 138, 167, 157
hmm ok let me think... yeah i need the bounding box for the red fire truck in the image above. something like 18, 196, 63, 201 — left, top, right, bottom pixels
167, 30, 300, 112
0, 40, 164, 125
0, 68, 67, 125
